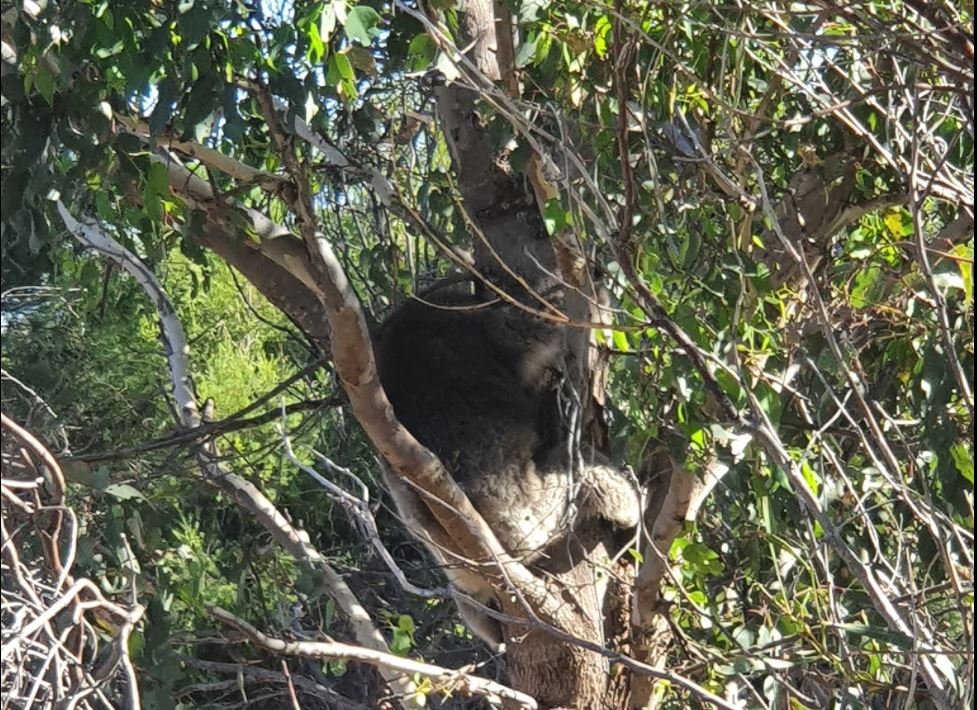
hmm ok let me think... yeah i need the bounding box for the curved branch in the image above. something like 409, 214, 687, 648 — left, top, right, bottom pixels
55, 202, 416, 706
249, 83, 541, 588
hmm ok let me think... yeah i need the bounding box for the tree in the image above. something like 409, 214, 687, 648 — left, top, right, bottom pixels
1, 0, 973, 708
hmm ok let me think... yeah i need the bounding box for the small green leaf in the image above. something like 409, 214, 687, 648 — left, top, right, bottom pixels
834, 623, 914, 649
543, 198, 569, 235
950, 442, 974, 485
883, 209, 909, 237
344, 6, 381, 46
689, 427, 708, 452
515, 34, 538, 67
681, 542, 722, 575
324, 659, 347, 676
93, 467, 111, 491
755, 382, 782, 425
327, 52, 357, 100
407, 34, 436, 71
307, 20, 325, 63
953, 243, 973, 305
94, 40, 124, 59
800, 461, 820, 497
390, 629, 412, 655
593, 16, 612, 59
149, 76, 178, 135
142, 162, 170, 222
397, 614, 415, 636
850, 264, 883, 308
104, 483, 146, 501
78, 259, 101, 288
34, 62, 57, 105
184, 75, 218, 129
612, 329, 630, 352
534, 31, 553, 65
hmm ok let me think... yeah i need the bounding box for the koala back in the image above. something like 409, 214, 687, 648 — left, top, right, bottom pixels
375, 285, 640, 648
375, 289, 549, 489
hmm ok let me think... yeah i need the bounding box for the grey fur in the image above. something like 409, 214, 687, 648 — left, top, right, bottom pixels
376, 285, 639, 648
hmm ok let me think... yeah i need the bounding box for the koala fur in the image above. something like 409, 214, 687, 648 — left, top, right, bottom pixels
375, 283, 640, 649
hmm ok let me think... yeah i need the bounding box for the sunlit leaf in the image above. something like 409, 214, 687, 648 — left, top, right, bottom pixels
344, 6, 381, 46
407, 33, 436, 71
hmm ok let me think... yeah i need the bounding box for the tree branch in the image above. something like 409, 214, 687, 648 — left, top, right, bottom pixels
248, 81, 545, 602
208, 606, 538, 709
55, 202, 416, 706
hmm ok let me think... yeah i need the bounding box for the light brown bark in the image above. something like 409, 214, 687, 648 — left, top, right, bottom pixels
429, 2, 625, 706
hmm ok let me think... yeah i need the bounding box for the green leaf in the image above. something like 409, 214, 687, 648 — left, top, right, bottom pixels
149, 76, 178, 135
142, 162, 170, 222
307, 20, 325, 63
543, 198, 569, 235
834, 623, 914, 649
34, 62, 57, 105
178, 5, 210, 46
681, 542, 722, 575
535, 31, 553, 65
78, 259, 101, 289
953, 243, 973, 305
515, 34, 539, 68
324, 659, 347, 676
221, 85, 245, 142
397, 614, 416, 636
327, 52, 357, 100
800, 461, 820, 497
612, 329, 630, 353
93, 467, 110, 491
850, 264, 883, 308
344, 6, 382, 46
755, 383, 782, 424
390, 628, 412, 655
950, 442, 974, 485
94, 40, 124, 60
593, 16, 612, 59
184, 75, 218, 130
407, 34, 436, 71
883, 209, 909, 237
104, 483, 146, 501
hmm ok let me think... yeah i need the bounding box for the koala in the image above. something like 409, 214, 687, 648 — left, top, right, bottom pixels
375, 281, 640, 649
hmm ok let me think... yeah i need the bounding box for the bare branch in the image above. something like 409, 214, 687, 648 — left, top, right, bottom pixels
208, 606, 539, 709
2, 412, 144, 709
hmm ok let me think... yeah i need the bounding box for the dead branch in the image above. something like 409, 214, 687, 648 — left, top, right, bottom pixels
2, 411, 144, 710
208, 605, 539, 709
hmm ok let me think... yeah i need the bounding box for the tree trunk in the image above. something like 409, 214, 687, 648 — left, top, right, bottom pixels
428, 6, 630, 705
